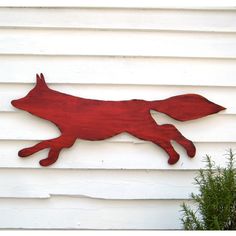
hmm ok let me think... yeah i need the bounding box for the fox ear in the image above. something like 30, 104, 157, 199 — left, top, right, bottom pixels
39, 73, 48, 87
36, 73, 41, 85
36, 73, 48, 89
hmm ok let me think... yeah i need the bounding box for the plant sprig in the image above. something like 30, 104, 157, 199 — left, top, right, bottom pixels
181, 149, 236, 230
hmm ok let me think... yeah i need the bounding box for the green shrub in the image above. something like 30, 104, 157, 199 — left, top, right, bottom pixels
181, 149, 236, 230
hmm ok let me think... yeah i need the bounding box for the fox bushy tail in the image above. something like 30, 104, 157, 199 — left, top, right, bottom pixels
150, 94, 225, 121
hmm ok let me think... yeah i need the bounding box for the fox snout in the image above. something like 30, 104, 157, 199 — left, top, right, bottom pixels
11, 99, 19, 108
11, 97, 27, 110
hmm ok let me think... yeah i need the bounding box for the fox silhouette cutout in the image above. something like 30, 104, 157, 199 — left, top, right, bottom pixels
11, 73, 225, 166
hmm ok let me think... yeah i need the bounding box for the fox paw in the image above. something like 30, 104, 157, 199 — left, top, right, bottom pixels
167, 153, 180, 165
187, 144, 196, 158
18, 148, 34, 157
39, 158, 56, 167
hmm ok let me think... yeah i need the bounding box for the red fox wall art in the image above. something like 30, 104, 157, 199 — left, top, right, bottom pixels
11, 73, 225, 166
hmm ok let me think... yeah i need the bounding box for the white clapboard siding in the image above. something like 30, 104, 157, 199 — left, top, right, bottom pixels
0, 197, 193, 229
1, 84, 234, 113
0, 29, 236, 58
0, 0, 236, 9
0, 140, 234, 170
0, 169, 198, 199
0, 8, 236, 32
0, 2, 235, 230
0, 56, 236, 86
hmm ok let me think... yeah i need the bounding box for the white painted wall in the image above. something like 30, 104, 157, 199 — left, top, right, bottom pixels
0, 0, 236, 229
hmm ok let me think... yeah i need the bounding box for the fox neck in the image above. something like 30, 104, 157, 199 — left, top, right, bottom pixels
30, 88, 82, 128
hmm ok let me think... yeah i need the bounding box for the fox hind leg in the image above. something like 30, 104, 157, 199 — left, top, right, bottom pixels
128, 120, 196, 164
153, 139, 181, 164
132, 130, 180, 164
129, 126, 179, 164
160, 124, 196, 158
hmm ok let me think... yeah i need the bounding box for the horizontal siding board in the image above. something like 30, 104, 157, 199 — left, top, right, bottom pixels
0, 196, 192, 229
1, 84, 234, 113
0, 140, 234, 170
0, 8, 236, 32
0, 0, 236, 9
0, 112, 232, 142
0, 29, 236, 58
0, 169, 198, 199
1, 56, 236, 86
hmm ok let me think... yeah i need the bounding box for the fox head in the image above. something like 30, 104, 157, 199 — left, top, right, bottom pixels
11, 73, 52, 116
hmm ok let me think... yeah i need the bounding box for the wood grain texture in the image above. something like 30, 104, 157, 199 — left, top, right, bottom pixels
1, 113, 235, 142
11, 74, 224, 166
0, 83, 233, 113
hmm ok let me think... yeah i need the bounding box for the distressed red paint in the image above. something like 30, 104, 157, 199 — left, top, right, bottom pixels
11, 73, 225, 166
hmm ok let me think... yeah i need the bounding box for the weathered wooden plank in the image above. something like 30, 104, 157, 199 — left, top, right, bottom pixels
0, 55, 236, 86
0, 8, 235, 32
0, 169, 198, 199
0, 29, 235, 58
0, 196, 192, 229
0, 0, 235, 10
0, 140, 234, 169
0, 112, 231, 142
0, 83, 234, 113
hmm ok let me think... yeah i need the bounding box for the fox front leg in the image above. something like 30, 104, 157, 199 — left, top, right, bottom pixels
39, 148, 62, 166
19, 135, 77, 166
